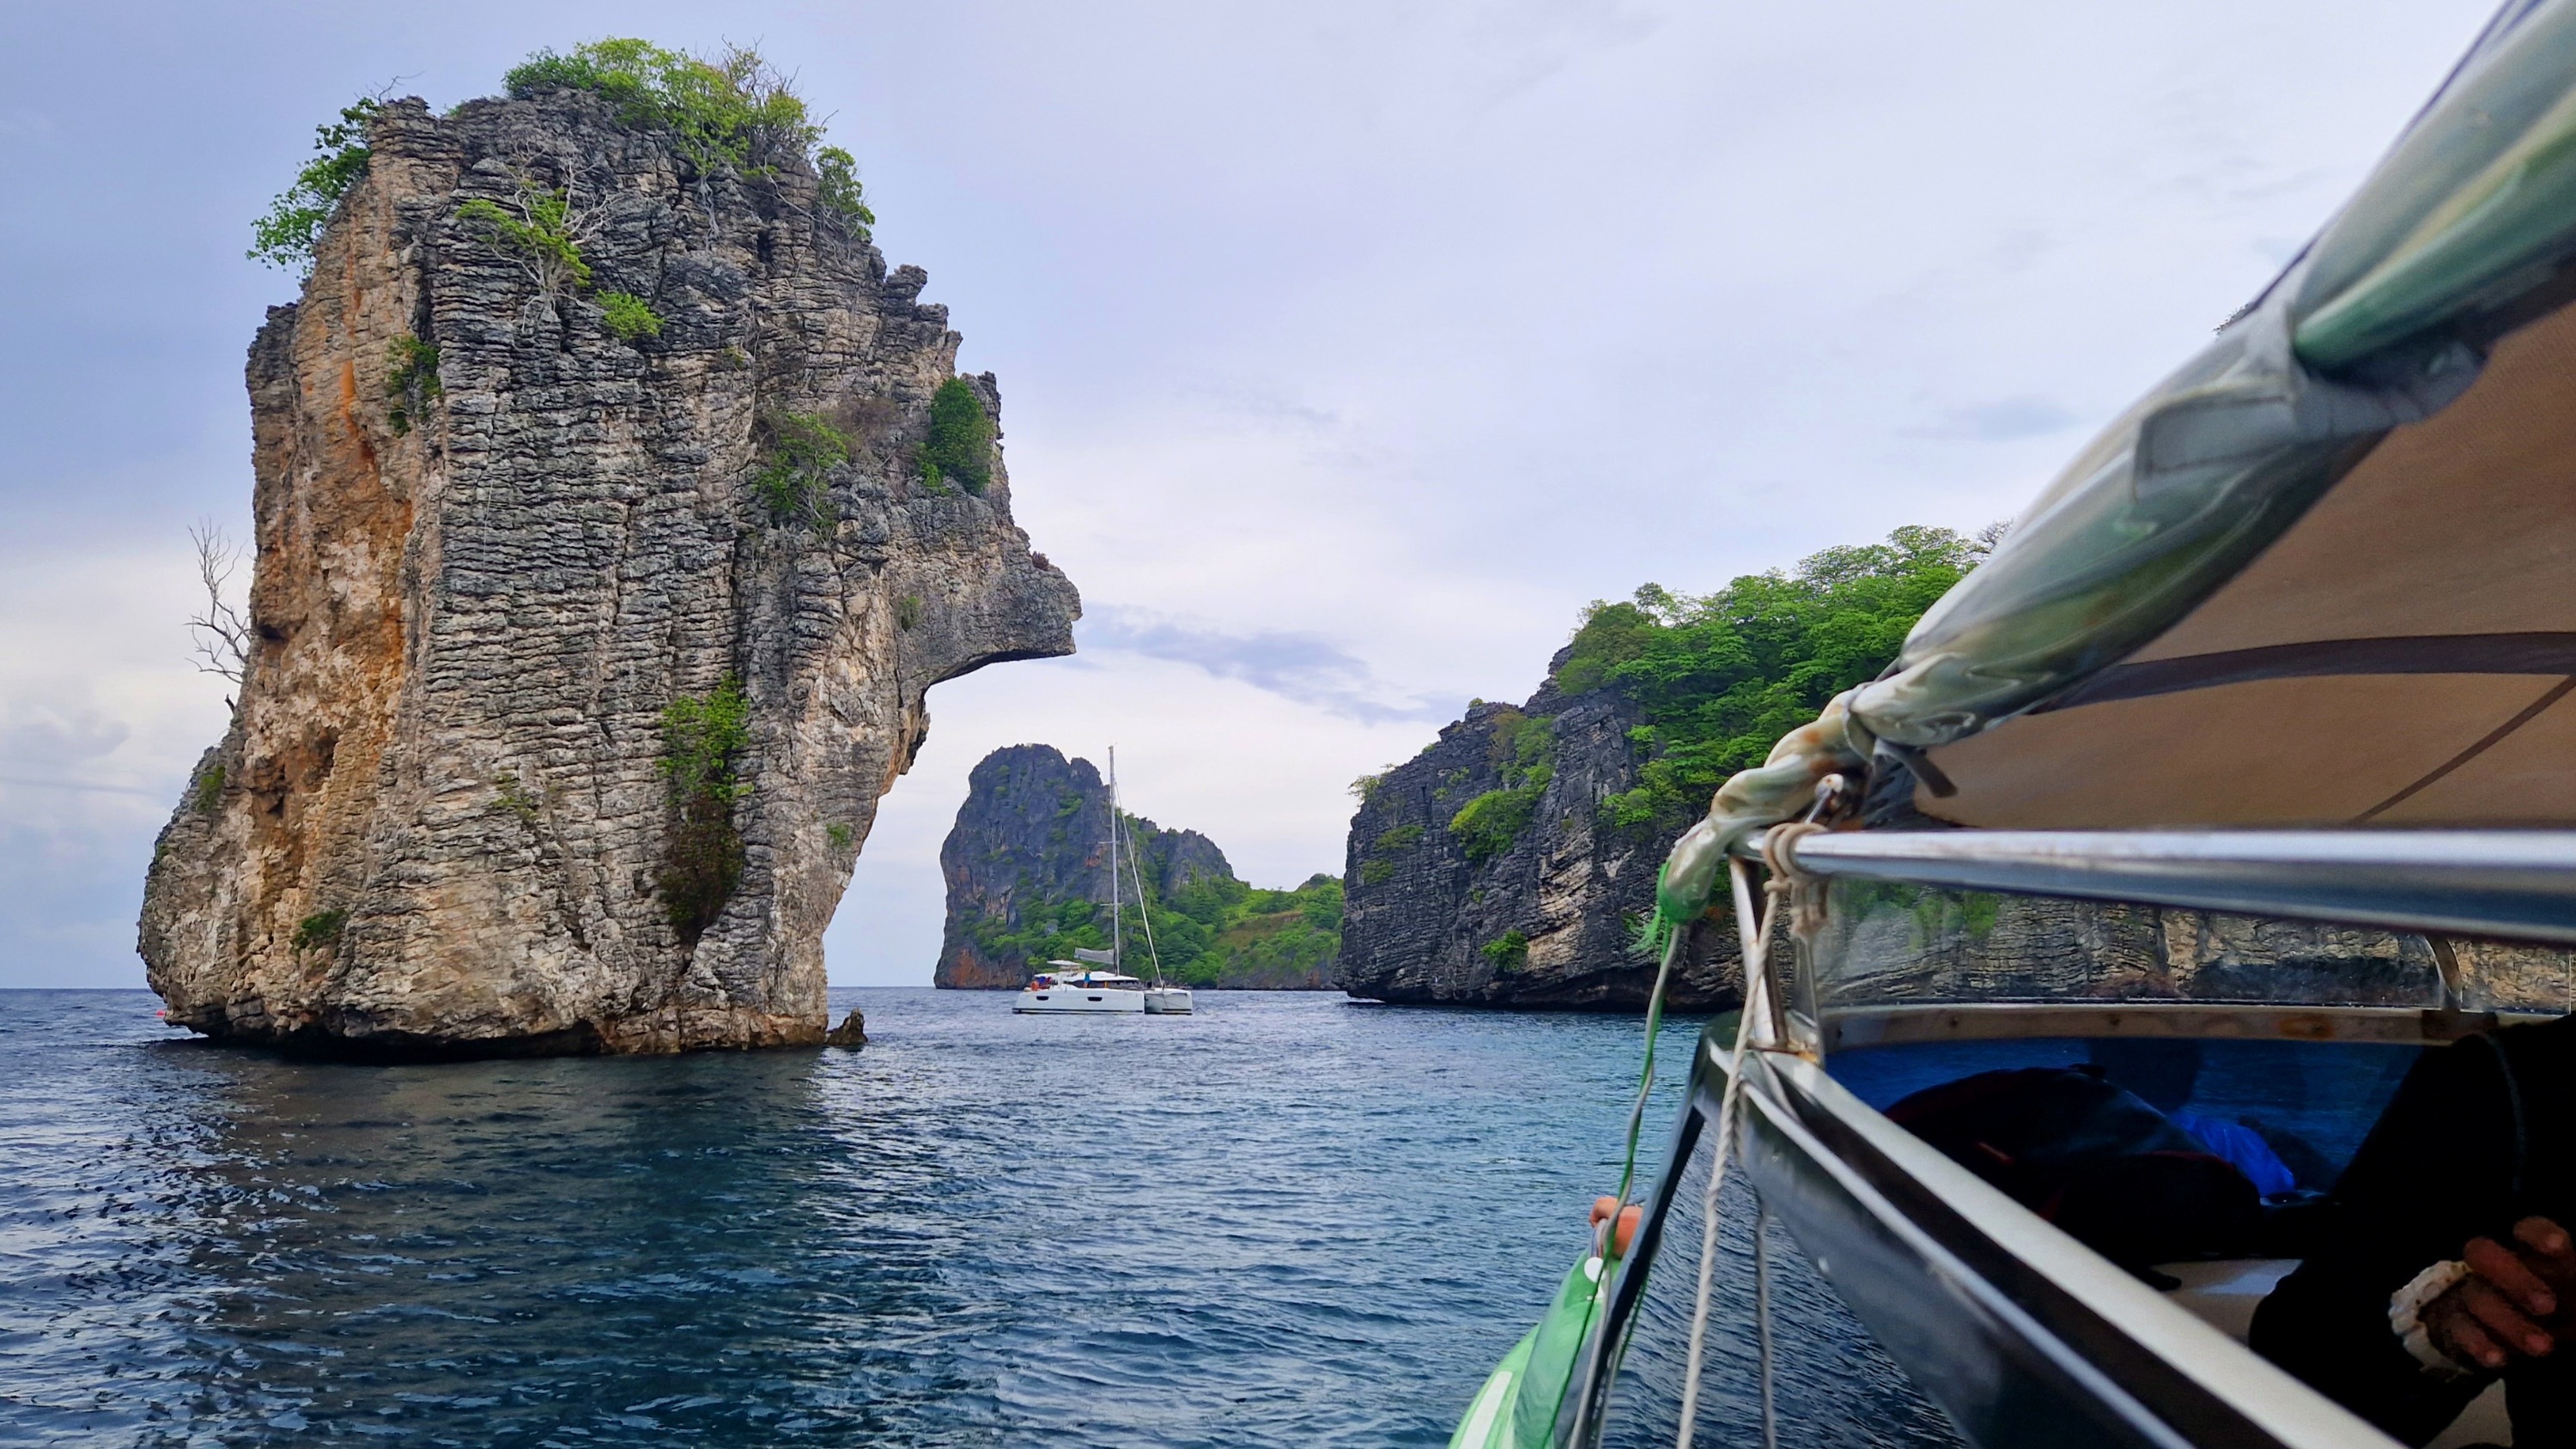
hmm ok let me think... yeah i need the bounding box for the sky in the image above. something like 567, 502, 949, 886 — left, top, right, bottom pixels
0, 0, 2499, 988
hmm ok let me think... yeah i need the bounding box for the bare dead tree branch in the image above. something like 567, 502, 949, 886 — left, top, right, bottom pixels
188, 522, 252, 687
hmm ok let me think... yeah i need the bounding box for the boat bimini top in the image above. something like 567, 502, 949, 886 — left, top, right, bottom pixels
1038, 967, 1148, 988
1455, 3, 2576, 1446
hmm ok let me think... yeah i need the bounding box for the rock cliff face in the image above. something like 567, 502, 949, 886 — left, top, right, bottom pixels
935, 746, 1129, 990
139, 92, 1077, 1055
935, 744, 1340, 990
1338, 662, 1738, 1009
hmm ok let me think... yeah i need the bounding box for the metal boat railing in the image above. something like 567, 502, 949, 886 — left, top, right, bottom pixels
1749, 827, 2576, 946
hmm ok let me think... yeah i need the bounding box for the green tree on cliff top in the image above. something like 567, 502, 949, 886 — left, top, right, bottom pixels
247, 99, 380, 274
1562, 524, 1989, 833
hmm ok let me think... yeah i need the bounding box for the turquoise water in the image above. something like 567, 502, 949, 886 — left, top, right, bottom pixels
0, 989, 1948, 1446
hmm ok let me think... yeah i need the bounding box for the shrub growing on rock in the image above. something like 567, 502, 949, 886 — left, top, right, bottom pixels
753, 411, 851, 530
193, 763, 225, 815
920, 378, 993, 494
385, 336, 442, 433
505, 39, 819, 176
456, 184, 594, 295
293, 908, 349, 954
1448, 711, 1553, 862
658, 677, 750, 941
816, 146, 875, 238
597, 291, 664, 341
1561, 525, 1986, 834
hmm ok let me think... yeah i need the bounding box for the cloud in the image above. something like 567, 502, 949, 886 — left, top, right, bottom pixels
1914, 395, 2080, 441
1179, 379, 1343, 436
0, 706, 132, 768
1078, 608, 1453, 724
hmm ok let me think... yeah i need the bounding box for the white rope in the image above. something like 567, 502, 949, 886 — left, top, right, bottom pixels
1671, 816, 1833, 1449
1755, 1204, 1777, 1449
1671, 855, 1775, 1448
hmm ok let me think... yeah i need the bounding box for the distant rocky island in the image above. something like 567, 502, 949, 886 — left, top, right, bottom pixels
935, 745, 1340, 991
1338, 528, 1984, 1009
141, 43, 1074, 1056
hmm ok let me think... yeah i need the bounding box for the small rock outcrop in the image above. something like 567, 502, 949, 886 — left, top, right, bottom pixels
139, 90, 1077, 1055
934, 745, 1340, 990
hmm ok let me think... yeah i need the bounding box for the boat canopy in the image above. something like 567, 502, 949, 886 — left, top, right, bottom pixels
1039, 968, 1145, 987
1667, 0, 2576, 876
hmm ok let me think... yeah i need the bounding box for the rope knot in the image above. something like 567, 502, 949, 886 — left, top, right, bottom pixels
1759, 820, 1830, 943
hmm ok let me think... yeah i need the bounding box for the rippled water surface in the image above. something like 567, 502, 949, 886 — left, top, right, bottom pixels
0, 990, 1952, 1446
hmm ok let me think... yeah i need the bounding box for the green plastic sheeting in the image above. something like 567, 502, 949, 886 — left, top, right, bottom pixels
2295, 0, 2576, 367
1449, 1253, 1604, 1449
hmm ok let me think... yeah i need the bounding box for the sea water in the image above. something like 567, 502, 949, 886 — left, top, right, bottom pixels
0, 990, 1953, 1446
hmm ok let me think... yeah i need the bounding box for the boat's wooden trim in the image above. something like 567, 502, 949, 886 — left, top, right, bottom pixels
1820, 1000, 2555, 1052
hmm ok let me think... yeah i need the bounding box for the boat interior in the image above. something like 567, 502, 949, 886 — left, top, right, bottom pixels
1563, 870, 2572, 1449
1807, 875, 2562, 1446
1824, 1028, 2512, 1446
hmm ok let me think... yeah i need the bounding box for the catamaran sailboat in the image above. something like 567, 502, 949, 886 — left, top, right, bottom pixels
1453, 6, 2576, 1446
1017, 960, 1150, 1013
1013, 748, 1195, 1016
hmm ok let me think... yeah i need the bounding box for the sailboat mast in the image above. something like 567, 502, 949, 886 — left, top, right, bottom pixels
1107, 746, 1123, 971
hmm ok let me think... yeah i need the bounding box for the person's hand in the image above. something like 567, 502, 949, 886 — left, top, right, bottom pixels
1589, 1196, 1642, 1257
2427, 1217, 2576, 1371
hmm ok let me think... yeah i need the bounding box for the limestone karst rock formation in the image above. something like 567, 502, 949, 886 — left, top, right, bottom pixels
933, 744, 1341, 991
1338, 655, 1737, 1009
139, 88, 1077, 1055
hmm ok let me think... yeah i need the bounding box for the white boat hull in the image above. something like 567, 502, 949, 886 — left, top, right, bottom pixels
1012, 986, 1145, 1014
1143, 987, 1194, 1014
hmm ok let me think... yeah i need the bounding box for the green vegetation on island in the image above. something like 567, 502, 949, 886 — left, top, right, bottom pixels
292, 907, 349, 954
456, 184, 595, 293
1447, 709, 1555, 862
385, 336, 442, 434
754, 410, 854, 530
1565, 524, 1989, 834
1360, 524, 1987, 875
597, 291, 665, 342
505, 39, 823, 181
253, 38, 878, 276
